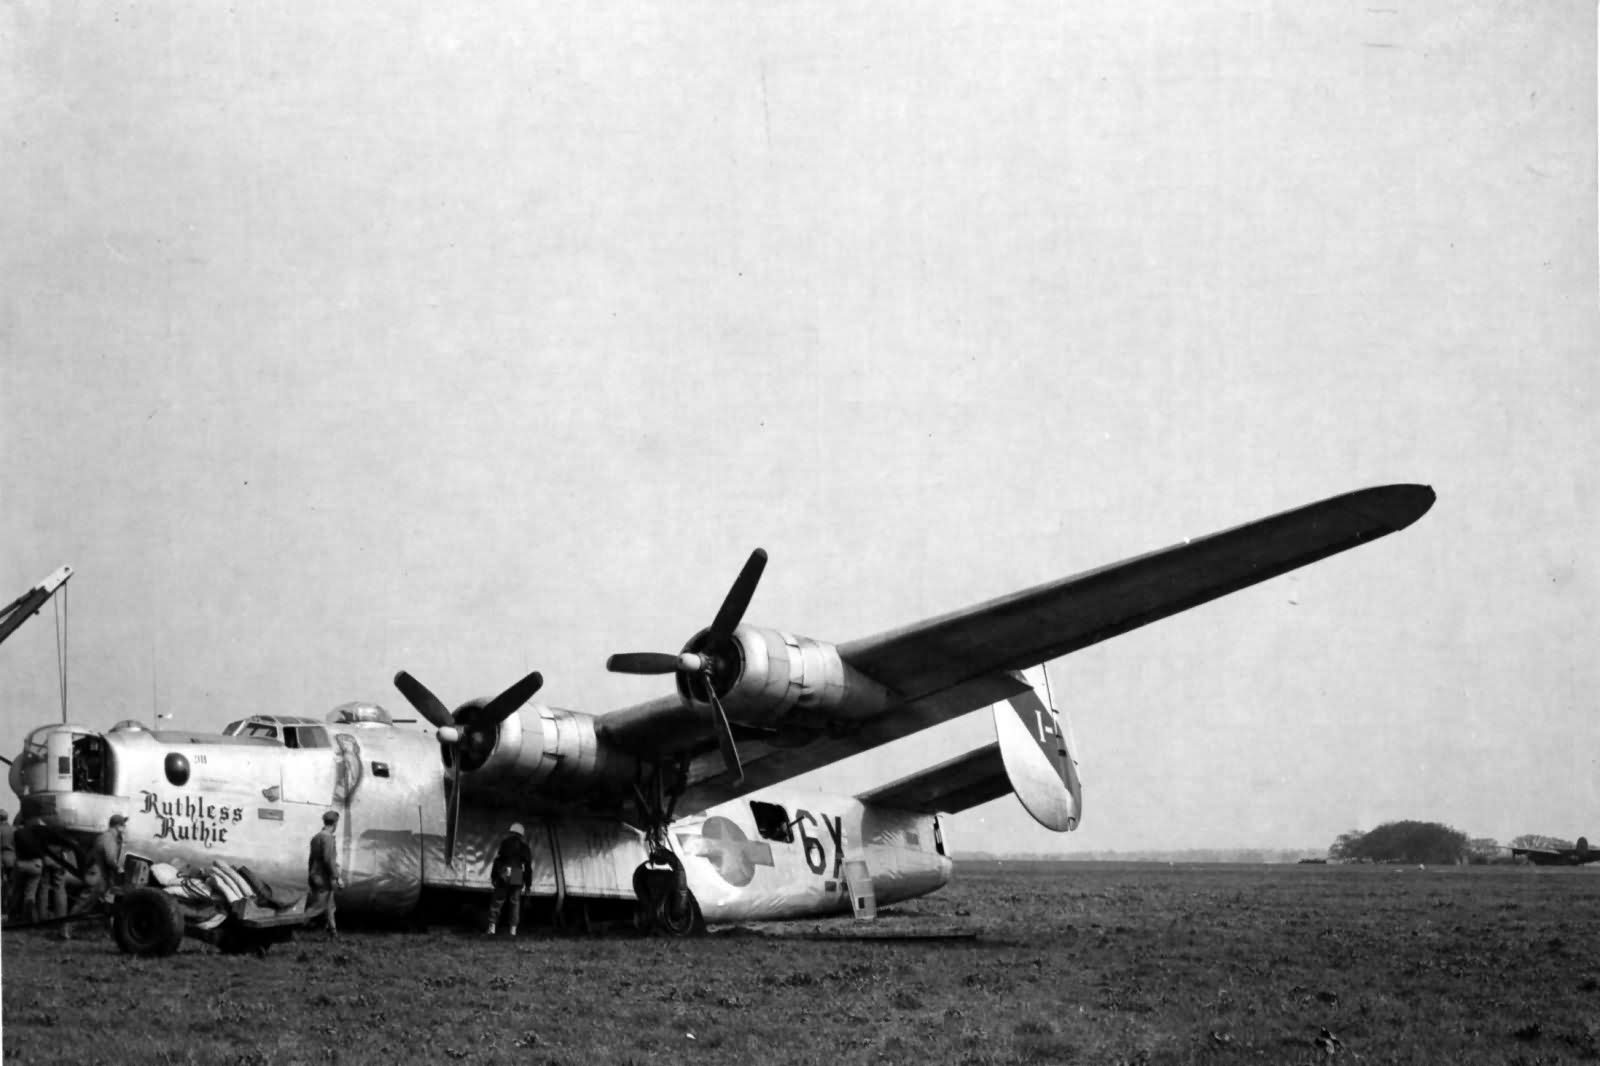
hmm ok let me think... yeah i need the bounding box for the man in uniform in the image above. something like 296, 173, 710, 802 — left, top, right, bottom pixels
306, 810, 343, 938
0, 811, 15, 916
487, 822, 533, 937
82, 813, 126, 906
12, 818, 69, 928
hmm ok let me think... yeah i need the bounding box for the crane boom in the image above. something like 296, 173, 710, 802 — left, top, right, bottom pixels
0, 566, 73, 650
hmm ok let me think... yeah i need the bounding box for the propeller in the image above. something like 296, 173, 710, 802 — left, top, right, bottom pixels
606, 548, 767, 786
392, 668, 544, 867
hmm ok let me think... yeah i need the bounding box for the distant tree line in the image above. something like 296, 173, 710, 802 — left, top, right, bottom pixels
1329, 826, 1579, 865
1327, 821, 1469, 864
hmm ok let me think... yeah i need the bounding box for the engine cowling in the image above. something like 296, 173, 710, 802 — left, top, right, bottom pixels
463, 705, 637, 803
676, 624, 894, 729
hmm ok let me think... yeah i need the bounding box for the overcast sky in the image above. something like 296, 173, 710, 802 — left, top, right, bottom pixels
2, 1, 1594, 854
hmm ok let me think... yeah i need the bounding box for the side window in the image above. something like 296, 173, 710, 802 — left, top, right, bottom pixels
933, 816, 946, 857
750, 801, 793, 843
283, 728, 301, 750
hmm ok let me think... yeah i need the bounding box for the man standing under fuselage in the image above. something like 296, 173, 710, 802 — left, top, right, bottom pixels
307, 810, 343, 938
487, 822, 533, 937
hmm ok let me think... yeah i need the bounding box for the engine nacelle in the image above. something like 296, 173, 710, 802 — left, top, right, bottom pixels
679, 625, 895, 729
465, 705, 638, 803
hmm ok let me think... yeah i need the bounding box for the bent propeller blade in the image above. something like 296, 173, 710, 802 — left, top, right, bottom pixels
707, 691, 744, 788
443, 773, 462, 868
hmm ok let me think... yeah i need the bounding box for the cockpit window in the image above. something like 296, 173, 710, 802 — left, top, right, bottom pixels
242, 722, 279, 741
284, 726, 331, 749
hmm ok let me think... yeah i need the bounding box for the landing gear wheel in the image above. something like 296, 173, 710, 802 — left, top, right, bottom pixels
113, 887, 185, 957
633, 850, 704, 937
654, 890, 703, 938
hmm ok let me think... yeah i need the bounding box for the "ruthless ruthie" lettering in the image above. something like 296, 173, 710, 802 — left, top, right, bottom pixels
139, 790, 245, 848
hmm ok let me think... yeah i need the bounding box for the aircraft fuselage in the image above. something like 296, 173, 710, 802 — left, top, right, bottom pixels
10, 711, 950, 925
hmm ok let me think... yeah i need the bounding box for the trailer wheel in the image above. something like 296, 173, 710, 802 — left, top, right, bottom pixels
114, 887, 185, 957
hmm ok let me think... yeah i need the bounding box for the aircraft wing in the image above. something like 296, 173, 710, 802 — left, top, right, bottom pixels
833, 483, 1435, 703
610, 484, 1434, 812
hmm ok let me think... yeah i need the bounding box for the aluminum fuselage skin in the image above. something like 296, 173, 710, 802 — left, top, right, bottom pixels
11, 718, 950, 922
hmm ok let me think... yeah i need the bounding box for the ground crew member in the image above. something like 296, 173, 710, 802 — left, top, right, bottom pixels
11, 819, 69, 929
82, 813, 127, 906
0, 811, 14, 916
40, 830, 70, 935
10, 820, 46, 922
487, 822, 533, 937
307, 810, 343, 937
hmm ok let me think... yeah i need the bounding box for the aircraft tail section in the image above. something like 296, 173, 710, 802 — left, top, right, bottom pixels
997, 666, 1081, 831
856, 666, 1081, 831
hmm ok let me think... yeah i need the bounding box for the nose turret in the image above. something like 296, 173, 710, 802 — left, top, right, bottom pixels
12, 724, 119, 833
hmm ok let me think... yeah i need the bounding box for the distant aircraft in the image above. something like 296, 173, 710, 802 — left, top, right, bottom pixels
1511, 837, 1600, 866
7, 485, 1433, 934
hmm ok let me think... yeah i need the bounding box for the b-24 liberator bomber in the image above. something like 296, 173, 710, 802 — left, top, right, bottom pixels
9, 485, 1434, 934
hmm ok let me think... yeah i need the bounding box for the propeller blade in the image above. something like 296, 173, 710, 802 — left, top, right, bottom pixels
444, 773, 462, 867
394, 671, 455, 731
607, 652, 684, 675
706, 690, 745, 788
482, 670, 544, 726
709, 548, 768, 637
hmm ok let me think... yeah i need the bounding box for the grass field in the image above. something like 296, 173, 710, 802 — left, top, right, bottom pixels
5, 860, 1600, 1065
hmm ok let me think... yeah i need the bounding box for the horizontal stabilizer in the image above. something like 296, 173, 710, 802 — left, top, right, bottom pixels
856, 744, 1012, 815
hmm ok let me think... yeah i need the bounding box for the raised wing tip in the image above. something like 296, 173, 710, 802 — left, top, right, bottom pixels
1360, 483, 1436, 531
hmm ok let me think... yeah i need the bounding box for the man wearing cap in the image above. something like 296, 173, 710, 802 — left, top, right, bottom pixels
306, 810, 343, 937
82, 813, 127, 908
487, 822, 534, 937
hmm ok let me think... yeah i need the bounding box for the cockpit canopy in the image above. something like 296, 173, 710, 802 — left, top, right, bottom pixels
327, 702, 393, 726
221, 714, 331, 749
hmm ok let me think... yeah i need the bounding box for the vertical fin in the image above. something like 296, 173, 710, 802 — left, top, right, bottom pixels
993, 666, 1083, 831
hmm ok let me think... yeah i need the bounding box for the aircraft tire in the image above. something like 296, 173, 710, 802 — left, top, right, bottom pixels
114, 887, 185, 957
655, 891, 704, 938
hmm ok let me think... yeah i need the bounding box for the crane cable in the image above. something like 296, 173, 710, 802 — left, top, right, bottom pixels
53, 582, 68, 723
